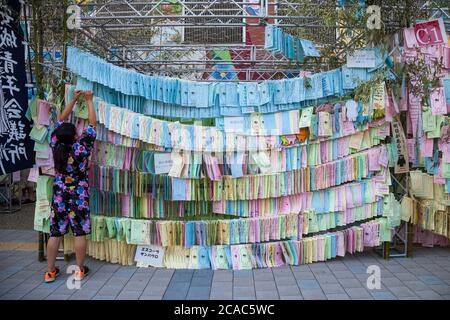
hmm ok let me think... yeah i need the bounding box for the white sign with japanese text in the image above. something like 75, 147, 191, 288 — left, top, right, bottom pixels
347, 49, 376, 68
135, 245, 165, 268
154, 152, 173, 174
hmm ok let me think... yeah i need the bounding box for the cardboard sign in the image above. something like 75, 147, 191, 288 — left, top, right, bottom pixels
414, 18, 448, 47
154, 152, 173, 174
135, 245, 165, 268
346, 49, 376, 68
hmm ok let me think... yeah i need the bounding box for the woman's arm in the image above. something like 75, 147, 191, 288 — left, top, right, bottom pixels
58, 90, 83, 121
84, 90, 97, 126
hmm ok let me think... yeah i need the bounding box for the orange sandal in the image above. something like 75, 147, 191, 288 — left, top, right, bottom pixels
74, 266, 90, 281
44, 267, 60, 283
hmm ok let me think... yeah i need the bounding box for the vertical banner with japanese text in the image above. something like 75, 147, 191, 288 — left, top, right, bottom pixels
391, 117, 410, 174
0, 0, 35, 174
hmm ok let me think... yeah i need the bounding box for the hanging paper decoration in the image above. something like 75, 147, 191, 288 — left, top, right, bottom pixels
33, 34, 450, 269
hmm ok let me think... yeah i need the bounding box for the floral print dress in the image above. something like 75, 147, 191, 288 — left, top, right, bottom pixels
49, 121, 96, 237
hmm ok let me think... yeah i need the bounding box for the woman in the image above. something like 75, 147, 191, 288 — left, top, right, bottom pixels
45, 90, 96, 283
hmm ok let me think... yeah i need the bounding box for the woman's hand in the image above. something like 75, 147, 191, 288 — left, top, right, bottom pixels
84, 90, 94, 101
73, 90, 84, 101
60, 90, 84, 122
85, 90, 96, 126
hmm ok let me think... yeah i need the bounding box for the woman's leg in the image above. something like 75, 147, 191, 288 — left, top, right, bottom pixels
74, 235, 87, 269
46, 236, 62, 272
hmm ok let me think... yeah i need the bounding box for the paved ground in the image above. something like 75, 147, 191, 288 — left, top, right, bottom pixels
0, 229, 449, 300
0, 202, 35, 230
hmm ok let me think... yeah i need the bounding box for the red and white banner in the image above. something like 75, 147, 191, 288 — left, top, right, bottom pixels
413, 18, 448, 47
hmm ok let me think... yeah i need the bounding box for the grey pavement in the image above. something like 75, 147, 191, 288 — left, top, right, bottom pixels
0, 229, 449, 300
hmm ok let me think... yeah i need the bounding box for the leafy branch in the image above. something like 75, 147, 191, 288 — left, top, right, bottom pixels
404, 49, 444, 104
286, 0, 433, 69
352, 66, 389, 103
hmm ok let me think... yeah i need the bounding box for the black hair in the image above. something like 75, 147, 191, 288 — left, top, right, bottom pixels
52, 122, 76, 173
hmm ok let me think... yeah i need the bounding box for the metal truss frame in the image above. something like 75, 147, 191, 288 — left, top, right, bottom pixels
110, 44, 291, 65
76, 0, 450, 29
423, 0, 450, 26
25, 0, 450, 81
72, 0, 450, 80
77, 0, 323, 29
105, 43, 330, 80
73, 0, 336, 80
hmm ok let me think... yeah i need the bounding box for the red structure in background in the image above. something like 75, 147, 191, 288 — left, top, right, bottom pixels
233, 0, 277, 81
202, 1, 290, 81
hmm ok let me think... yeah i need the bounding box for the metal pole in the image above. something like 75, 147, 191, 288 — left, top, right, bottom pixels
32, 0, 46, 262
383, 241, 390, 260
405, 175, 414, 258
60, 0, 68, 103
36, 0, 44, 99
38, 232, 45, 262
